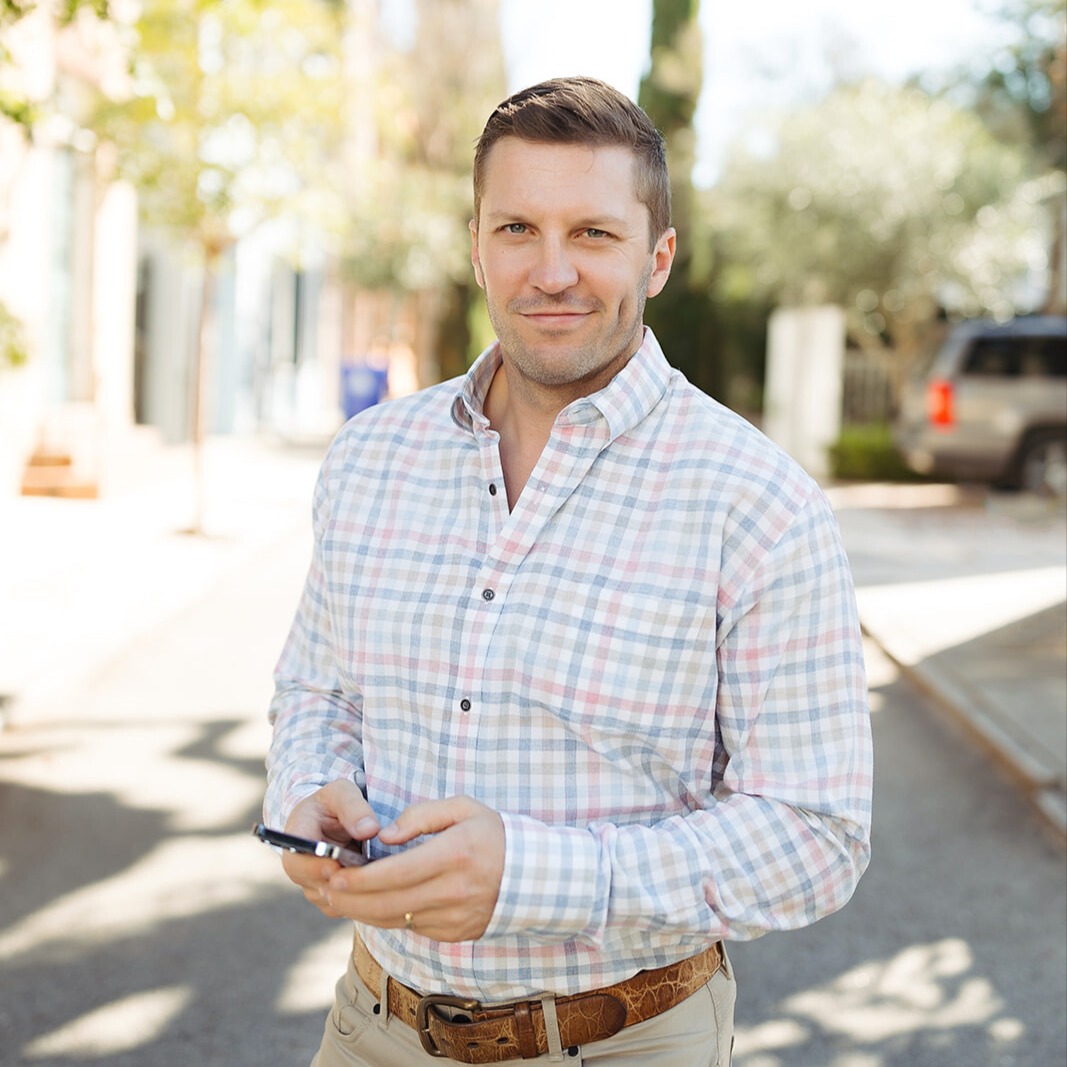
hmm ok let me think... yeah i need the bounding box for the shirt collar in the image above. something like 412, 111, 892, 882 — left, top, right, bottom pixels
451, 327, 672, 443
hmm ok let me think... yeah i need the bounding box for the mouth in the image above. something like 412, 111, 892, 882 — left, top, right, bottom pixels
520, 310, 593, 329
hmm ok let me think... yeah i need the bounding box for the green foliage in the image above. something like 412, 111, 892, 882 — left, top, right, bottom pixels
337, 0, 505, 374
1, 0, 109, 133
709, 79, 1041, 364
1, 0, 107, 24
829, 424, 920, 482
967, 0, 1066, 169
0, 300, 29, 368
638, 0, 723, 396
0, 89, 36, 130
340, 164, 473, 292
57, 0, 108, 20
94, 0, 348, 253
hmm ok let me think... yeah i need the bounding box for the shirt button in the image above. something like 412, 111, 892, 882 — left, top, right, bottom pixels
482, 588, 495, 601
489, 483, 497, 496
460, 698, 471, 712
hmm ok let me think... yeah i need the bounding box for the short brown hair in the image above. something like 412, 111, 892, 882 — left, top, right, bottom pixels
473, 77, 670, 249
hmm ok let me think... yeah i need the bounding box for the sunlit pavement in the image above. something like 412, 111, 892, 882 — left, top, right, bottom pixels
729, 635, 1066, 1067
1, 451, 1065, 1065
0, 434, 326, 723
828, 482, 1067, 839
0, 436, 351, 1064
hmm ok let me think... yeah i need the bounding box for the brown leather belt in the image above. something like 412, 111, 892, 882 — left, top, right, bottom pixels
353, 934, 723, 1062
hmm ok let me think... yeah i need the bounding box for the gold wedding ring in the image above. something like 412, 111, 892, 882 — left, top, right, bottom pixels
404, 911, 415, 931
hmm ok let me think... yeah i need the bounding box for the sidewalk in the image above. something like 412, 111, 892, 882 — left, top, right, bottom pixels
828, 482, 1067, 841
0, 432, 326, 725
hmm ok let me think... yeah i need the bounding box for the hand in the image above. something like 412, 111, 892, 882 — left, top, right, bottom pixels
281, 780, 381, 919
323, 795, 505, 943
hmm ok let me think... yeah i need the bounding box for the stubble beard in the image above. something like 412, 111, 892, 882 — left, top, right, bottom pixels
487, 265, 653, 392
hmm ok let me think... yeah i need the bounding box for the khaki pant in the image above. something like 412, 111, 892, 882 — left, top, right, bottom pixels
310, 947, 735, 1067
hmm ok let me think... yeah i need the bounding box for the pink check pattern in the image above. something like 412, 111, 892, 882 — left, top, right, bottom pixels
265, 329, 873, 1002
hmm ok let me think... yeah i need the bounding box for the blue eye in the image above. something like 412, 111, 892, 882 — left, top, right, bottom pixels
505, 223, 527, 234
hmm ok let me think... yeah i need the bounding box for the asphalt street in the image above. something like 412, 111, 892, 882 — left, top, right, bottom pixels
728, 637, 1067, 1067
0, 443, 1064, 1067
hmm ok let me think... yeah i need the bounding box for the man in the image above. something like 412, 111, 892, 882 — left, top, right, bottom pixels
264, 77, 873, 1066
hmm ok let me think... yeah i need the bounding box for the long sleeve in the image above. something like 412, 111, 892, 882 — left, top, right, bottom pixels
484, 490, 872, 946
264, 447, 366, 829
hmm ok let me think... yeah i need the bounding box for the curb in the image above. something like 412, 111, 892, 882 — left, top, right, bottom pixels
863, 624, 1067, 846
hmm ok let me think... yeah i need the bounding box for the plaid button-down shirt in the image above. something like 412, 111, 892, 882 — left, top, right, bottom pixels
265, 328, 873, 1001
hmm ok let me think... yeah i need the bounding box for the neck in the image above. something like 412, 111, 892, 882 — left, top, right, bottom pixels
484, 363, 558, 510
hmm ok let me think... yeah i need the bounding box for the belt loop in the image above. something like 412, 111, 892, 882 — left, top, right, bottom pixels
377, 967, 391, 1030
540, 993, 565, 1061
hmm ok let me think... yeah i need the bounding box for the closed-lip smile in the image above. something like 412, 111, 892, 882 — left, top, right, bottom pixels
522, 310, 592, 327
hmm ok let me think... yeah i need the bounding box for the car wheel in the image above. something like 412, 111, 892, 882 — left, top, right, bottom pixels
1018, 430, 1067, 498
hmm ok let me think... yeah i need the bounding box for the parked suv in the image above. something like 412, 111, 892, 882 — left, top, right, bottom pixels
895, 316, 1067, 497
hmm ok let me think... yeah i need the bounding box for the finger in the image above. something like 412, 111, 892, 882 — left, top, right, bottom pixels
287, 780, 380, 844
328, 807, 503, 906
377, 795, 480, 846
305, 887, 346, 920
281, 851, 340, 890
328, 800, 497, 894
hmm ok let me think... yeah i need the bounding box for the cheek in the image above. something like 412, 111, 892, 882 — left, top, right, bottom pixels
479, 252, 525, 293
597, 255, 651, 296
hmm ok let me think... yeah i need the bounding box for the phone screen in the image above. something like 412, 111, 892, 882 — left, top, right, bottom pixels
252, 823, 368, 866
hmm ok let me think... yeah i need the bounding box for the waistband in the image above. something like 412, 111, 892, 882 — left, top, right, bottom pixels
353, 933, 724, 1062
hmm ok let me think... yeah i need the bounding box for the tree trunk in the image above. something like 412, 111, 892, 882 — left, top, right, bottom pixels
186, 243, 219, 535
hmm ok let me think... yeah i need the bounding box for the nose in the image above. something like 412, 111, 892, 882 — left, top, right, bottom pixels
529, 236, 578, 294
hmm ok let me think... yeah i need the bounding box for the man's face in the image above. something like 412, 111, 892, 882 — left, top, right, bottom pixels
470, 137, 675, 401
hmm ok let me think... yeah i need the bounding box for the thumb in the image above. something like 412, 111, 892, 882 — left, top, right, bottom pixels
291, 779, 380, 842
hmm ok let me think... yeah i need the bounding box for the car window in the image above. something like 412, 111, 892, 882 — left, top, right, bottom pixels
1021, 337, 1066, 378
963, 339, 1020, 377
962, 335, 1066, 379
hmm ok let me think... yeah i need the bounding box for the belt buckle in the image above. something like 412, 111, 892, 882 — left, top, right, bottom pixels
415, 993, 482, 1058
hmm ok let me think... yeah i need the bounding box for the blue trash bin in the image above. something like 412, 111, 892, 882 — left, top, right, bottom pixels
341, 363, 389, 420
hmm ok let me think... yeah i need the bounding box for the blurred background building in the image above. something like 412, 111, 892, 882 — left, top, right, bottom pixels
0, 2, 136, 496
1, 0, 1064, 500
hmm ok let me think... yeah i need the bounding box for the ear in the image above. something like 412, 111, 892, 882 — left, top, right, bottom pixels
645, 227, 676, 299
469, 219, 486, 290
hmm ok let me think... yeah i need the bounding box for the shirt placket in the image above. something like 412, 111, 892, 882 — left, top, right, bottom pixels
448, 418, 606, 796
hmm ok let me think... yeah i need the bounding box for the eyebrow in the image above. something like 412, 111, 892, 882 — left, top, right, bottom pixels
482, 211, 633, 232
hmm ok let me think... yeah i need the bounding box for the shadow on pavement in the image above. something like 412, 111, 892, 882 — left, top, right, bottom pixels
729, 650, 1067, 1067
3, 477, 1064, 1066
0, 714, 345, 1067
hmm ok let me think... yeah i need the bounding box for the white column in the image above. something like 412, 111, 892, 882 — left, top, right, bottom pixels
763, 305, 845, 481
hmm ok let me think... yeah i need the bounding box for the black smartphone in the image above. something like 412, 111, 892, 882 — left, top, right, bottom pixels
252, 823, 368, 866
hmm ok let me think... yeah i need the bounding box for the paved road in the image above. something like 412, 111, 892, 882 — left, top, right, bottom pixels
729, 638, 1067, 1067
1, 472, 1064, 1066
831, 484, 1067, 837
0, 525, 345, 1066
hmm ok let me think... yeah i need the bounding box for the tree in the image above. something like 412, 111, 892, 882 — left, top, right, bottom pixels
638, 0, 723, 397
93, 0, 348, 530
969, 0, 1066, 169
0, 299, 28, 367
953, 0, 1066, 311
708, 79, 1041, 384
0, 0, 110, 130
1, 0, 113, 372
336, 0, 505, 380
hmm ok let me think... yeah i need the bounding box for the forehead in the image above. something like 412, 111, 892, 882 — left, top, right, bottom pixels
479, 137, 643, 219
